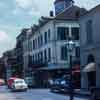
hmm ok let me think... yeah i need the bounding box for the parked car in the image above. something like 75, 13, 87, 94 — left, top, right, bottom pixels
58, 79, 71, 93
50, 78, 64, 92
7, 77, 18, 88
25, 77, 34, 88
50, 77, 71, 93
11, 79, 28, 91
0, 79, 5, 86
48, 79, 54, 88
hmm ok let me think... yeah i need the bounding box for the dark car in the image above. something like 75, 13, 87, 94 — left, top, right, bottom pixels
50, 78, 61, 92
58, 79, 71, 93
50, 77, 71, 93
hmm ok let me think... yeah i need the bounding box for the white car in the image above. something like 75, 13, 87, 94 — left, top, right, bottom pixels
12, 79, 28, 91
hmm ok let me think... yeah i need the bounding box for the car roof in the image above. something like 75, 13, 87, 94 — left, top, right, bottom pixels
14, 79, 24, 81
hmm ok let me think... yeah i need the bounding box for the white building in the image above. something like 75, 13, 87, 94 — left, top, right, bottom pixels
23, 6, 86, 81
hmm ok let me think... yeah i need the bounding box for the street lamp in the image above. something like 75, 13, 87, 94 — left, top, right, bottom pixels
67, 39, 75, 100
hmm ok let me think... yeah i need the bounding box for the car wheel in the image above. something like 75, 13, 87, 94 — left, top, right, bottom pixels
24, 89, 27, 92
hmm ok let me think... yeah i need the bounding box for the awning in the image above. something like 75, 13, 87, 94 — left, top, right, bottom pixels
37, 66, 69, 71
83, 63, 96, 72
72, 70, 80, 74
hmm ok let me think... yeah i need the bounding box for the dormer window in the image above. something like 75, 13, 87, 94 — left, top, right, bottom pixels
75, 11, 80, 18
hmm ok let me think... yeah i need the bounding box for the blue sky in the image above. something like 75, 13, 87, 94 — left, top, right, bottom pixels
0, 0, 100, 57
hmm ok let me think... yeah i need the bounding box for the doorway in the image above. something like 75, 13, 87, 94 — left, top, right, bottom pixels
87, 54, 96, 89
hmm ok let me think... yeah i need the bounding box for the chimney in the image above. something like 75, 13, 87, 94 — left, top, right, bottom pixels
50, 11, 54, 17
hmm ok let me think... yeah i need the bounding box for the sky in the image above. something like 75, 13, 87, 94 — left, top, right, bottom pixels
0, 0, 100, 57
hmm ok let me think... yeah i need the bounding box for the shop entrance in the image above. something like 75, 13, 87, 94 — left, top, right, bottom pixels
87, 54, 96, 89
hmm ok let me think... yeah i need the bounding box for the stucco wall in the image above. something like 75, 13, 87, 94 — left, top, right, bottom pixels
80, 10, 100, 88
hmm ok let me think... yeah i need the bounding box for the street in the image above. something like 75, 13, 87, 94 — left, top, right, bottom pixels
0, 86, 89, 100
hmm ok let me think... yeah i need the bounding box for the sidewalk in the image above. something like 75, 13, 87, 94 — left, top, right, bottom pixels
65, 94, 89, 100
74, 89, 91, 97
74, 97, 89, 100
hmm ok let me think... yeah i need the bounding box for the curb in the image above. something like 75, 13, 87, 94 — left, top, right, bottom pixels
74, 91, 91, 97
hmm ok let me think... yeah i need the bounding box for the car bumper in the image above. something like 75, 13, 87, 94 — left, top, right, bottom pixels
51, 85, 70, 93
13, 86, 28, 91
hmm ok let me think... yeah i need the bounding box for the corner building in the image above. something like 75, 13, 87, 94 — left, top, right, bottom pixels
23, 5, 86, 87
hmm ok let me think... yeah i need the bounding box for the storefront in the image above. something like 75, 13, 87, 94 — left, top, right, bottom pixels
34, 67, 70, 88
83, 63, 96, 90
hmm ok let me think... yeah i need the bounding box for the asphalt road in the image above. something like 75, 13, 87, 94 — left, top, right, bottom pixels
0, 86, 88, 100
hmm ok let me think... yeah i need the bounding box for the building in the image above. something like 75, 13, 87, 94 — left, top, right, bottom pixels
23, 5, 87, 87
2, 49, 17, 80
22, 28, 33, 78
54, 0, 74, 15
0, 57, 5, 79
16, 28, 29, 78
80, 5, 100, 89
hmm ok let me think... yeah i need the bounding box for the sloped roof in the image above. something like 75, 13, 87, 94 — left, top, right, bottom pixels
80, 4, 100, 18
16, 28, 29, 39
26, 5, 87, 38
55, 5, 87, 20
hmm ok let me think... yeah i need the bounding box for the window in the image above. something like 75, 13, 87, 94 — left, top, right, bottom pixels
44, 32, 47, 44
26, 43, 28, 52
71, 27, 79, 40
75, 47, 80, 58
28, 41, 32, 52
35, 39, 37, 49
40, 51, 43, 62
38, 37, 40, 47
86, 20, 93, 44
38, 53, 40, 61
48, 29, 51, 41
44, 49, 47, 62
57, 27, 69, 40
28, 55, 32, 66
48, 48, 51, 61
30, 41, 32, 51
61, 46, 68, 60
32, 55, 34, 64
34, 39, 37, 49
87, 54, 95, 63
33, 40, 35, 49
40, 35, 43, 46
35, 53, 37, 63
28, 41, 30, 51
75, 11, 80, 17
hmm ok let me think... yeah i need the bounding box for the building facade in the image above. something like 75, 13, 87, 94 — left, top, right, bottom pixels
22, 28, 33, 77
2, 49, 17, 80
23, 5, 86, 87
16, 28, 29, 77
80, 5, 100, 89
0, 57, 5, 79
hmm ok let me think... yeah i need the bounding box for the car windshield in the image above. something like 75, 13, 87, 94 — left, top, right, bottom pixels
15, 80, 24, 84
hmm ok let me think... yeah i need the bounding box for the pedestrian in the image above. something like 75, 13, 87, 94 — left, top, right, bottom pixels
69, 80, 74, 100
